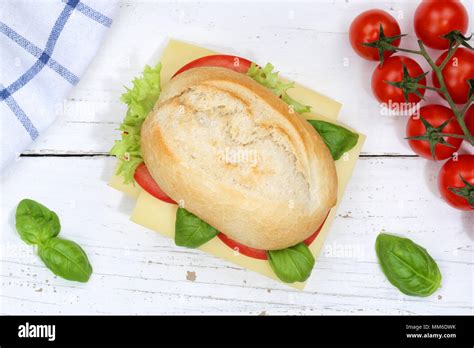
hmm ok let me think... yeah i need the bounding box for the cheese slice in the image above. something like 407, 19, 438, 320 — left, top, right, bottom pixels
110, 39, 366, 289
108, 171, 141, 198
130, 134, 364, 290
131, 188, 287, 286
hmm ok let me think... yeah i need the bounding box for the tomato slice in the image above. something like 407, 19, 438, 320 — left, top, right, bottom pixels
173, 54, 253, 77
303, 212, 330, 246
134, 163, 176, 204
217, 233, 268, 260
217, 212, 330, 260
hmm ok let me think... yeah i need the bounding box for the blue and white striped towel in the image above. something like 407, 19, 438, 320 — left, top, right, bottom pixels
0, 0, 117, 171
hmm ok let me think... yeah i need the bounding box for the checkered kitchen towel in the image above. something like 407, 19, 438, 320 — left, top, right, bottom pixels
0, 0, 117, 171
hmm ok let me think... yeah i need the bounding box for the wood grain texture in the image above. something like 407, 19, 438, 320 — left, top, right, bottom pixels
1, 156, 472, 314
22, 0, 471, 156
1, 0, 472, 315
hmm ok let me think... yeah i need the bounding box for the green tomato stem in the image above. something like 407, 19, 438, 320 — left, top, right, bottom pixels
461, 95, 474, 116
384, 41, 473, 145
389, 46, 423, 55
416, 84, 442, 92
416, 40, 474, 145
438, 133, 468, 139
439, 44, 460, 71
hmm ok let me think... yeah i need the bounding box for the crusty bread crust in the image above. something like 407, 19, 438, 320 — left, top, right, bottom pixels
141, 67, 337, 250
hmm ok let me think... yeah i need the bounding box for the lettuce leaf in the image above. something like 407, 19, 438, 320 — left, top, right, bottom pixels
247, 62, 311, 114
110, 63, 162, 184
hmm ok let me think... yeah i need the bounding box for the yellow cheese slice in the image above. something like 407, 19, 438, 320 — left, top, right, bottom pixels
110, 39, 366, 288
130, 132, 364, 290
131, 189, 301, 288
108, 170, 141, 198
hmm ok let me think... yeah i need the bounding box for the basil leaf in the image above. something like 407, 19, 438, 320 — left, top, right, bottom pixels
38, 237, 92, 283
375, 233, 442, 297
267, 243, 315, 283
175, 208, 219, 248
15, 199, 60, 245
308, 120, 359, 160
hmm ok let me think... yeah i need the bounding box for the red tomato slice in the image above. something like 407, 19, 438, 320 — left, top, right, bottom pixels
134, 163, 176, 204
173, 54, 253, 77
303, 212, 330, 246
217, 233, 268, 260
217, 212, 330, 260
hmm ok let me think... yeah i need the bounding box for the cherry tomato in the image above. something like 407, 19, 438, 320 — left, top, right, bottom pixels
173, 55, 252, 77
134, 163, 176, 204
465, 105, 474, 135
371, 56, 426, 107
217, 212, 330, 259
349, 9, 401, 61
414, 0, 469, 50
432, 48, 474, 104
438, 154, 474, 210
406, 105, 463, 160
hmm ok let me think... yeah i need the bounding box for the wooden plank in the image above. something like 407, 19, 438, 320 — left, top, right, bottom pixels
1, 156, 472, 314
22, 0, 473, 156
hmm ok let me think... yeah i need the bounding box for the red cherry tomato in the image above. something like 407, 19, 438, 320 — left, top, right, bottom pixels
371, 56, 426, 107
173, 55, 253, 77
465, 105, 474, 135
349, 9, 401, 61
438, 154, 474, 210
414, 0, 469, 50
432, 48, 474, 104
134, 163, 176, 204
406, 105, 463, 160
217, 212, 330, 259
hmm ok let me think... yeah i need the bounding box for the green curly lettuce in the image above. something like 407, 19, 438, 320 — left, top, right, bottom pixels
110, 63, 162, 184
247, 62, 311, 114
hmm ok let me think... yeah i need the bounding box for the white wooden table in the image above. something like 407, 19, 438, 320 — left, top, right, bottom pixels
1, 0, 473, 315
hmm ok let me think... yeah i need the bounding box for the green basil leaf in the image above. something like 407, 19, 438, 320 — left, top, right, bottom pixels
308, 120, 359, 160
15, 199, 60, 245
175, 208, 219, 248
38, 237, 92, 283
267, 243, 315, 283
375, 233, 442, 297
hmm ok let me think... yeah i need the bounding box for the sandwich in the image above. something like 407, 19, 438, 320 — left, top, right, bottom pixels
111, 49, 359, 284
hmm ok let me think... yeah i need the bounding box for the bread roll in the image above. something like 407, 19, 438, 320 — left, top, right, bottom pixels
141, 67, 337, 250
